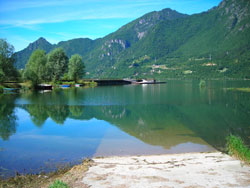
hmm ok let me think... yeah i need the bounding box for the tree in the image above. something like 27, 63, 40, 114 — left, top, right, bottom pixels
24, 49, 47, 85
47, 48, 68, 81
68, 54, 85, 82
0, 39, 18, 82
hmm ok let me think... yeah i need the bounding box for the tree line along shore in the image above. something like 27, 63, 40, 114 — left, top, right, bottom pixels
1, 38, 92, 93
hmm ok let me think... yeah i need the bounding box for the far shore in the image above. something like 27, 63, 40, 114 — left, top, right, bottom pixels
1, 152, 249, 188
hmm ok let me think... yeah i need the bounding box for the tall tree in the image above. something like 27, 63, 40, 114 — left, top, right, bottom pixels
68, 54, 85, 82
24, 49, 47, 85
47, 48, 68, 81
0, 39, 18, 82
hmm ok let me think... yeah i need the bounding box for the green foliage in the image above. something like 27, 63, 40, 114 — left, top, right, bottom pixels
81, 81, 97, 87
47, 48, 69, 81
0, 39, 18, 82
226, 135, 250, 163
24, 49, 47, 85
62, 73, 70, 81
49, 180, 69, 188
68, 54, 85, 82
22, 49, 85, 86
0, 85, 3, 93
14, 0, 250, 79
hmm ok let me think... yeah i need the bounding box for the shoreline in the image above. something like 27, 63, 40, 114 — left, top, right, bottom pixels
1, 152, 249, 188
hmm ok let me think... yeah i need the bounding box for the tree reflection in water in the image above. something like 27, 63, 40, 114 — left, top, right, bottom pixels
0, 94, 18, 140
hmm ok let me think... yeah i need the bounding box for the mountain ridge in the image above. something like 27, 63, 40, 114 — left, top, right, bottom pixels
14, 0, 250, 79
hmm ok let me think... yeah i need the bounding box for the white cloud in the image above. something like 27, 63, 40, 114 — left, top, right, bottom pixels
0, 0, 169, 27
0, 0, 87, 12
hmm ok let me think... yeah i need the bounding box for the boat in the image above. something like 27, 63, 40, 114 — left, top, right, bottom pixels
138, 79, 156, 84
36, 84, 52, 90
75, 84, 83, 87
123, 79, 166, 85
3, 88, 20, 93
61, 84, 71, 88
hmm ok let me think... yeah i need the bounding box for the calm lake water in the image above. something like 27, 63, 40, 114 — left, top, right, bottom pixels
0, 80, 250, 177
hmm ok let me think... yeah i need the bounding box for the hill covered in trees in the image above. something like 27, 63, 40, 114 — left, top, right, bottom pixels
14, 0, 250, 79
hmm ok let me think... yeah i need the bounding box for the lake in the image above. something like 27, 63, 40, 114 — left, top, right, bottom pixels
0, 80, 250, 178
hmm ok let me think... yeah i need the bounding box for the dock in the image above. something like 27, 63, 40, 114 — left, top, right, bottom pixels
90, 79, 166, 86
91, 79, 132, 86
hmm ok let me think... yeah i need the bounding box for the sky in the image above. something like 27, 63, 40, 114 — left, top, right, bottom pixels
0, 0, 222, 52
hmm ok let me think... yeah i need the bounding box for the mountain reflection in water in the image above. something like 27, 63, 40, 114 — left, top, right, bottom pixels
0, 80, 250, 177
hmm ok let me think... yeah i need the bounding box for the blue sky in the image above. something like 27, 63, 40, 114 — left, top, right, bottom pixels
0, 0, 222, 51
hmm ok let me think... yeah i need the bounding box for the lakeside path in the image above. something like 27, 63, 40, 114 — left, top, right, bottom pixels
43, 152, 250, 188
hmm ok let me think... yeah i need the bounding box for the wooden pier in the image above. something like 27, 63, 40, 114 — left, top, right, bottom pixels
91, 79, 132, 86
90, 79, 166, 86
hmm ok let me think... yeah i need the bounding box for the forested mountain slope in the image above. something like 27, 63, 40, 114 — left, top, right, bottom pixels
14, 0, 250, 79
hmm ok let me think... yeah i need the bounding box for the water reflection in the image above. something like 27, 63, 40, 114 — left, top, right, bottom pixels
0, 94, 18, 140
0, 81, 250, 177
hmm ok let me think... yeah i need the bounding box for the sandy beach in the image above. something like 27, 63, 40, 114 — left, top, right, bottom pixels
49, 152, 249, 188
2, 152, 250, 188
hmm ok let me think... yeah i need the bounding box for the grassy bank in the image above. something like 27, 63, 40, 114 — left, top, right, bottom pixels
49, 180, 69, 188
0, 80, 97, 93
0, 85, 3, 93
227, 88, 250, 92
227, 135, 250, 164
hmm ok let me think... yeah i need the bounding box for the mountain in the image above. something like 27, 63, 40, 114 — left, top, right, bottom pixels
55, 38, 97, 58
14, 37, 53, 69
14, 0, 250, 79
14, 37, 97, 69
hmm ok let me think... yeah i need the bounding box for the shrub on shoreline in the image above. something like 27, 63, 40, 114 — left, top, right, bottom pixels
226, 134, 250, 164
0, 85, 3, 93
49, 180, 69, 188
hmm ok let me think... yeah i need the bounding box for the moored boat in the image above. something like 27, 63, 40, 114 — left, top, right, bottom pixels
61, 84, 71, 88
75, 84, 83, 87
3, 88, 20, 93
138, 79, 156, 84
127, 79, 166, 84
36, 84, 53, 90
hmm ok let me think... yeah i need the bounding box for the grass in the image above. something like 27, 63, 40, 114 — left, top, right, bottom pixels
0, 158, 93, 188
49, 180, 69, 188
226, 134, 250, 164
227, 88, 250, 92
78, 80, 97, 87
0, 82, 22, 89
0, 165, 71, 188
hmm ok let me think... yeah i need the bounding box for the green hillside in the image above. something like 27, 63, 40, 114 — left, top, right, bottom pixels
14, 37, 53, 69
14, 0, 250, 79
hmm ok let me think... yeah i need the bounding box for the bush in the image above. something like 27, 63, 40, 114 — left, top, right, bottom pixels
49, 180, 69, 188
226, 134, 250, 164
20, 81, 33, 90
0, 85, 3, 93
